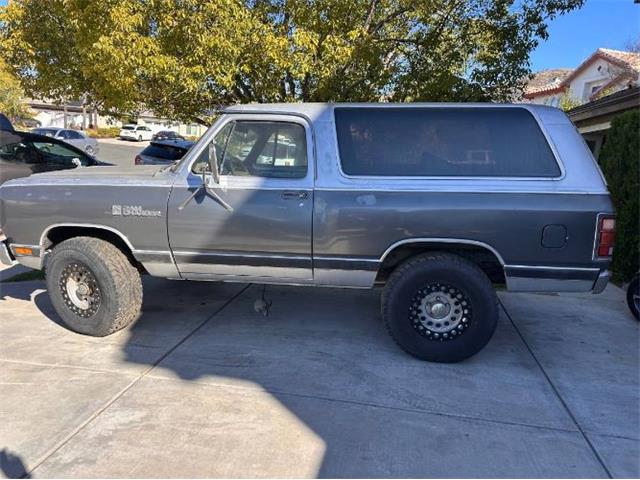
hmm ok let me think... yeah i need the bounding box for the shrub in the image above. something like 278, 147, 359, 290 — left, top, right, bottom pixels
86, 127, 121, 138
598, 109, 639, 283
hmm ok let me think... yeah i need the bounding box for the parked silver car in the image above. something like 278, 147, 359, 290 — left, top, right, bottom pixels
32, 128, 100, 157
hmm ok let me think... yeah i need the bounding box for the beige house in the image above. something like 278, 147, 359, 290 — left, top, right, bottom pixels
524, 48, 640, 107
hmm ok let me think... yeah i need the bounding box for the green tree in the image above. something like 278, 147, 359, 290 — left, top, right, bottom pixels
0, 0, 584, 122
598, 110, 639, 283
0, 57, 31, 122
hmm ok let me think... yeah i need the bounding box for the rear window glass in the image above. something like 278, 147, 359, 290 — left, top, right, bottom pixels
334, 107, 561, 177
142, 144, 187, 160
122, 125, 135, 130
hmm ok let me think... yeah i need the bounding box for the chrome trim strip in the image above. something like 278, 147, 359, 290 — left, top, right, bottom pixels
172, 250, 311, 261
314, 187, 608, 195
505, 264, 599, 272
379, 238, 506, 266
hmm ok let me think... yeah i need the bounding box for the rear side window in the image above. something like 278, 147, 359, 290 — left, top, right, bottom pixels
142, 144, 187, 160
334, 107, 561, 177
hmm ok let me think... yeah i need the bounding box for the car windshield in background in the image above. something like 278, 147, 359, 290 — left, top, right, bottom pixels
142, 143, 189, 160
32, 129, 58, 137
122, 126, 135, 130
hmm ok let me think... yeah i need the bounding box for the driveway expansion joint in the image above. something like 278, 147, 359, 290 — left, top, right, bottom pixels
499, 299, 614, 479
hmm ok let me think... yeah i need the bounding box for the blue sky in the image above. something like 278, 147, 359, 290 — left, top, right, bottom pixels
0, 0, 637, 72
530, 0, 640, 71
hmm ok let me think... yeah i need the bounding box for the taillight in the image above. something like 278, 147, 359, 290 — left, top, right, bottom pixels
134, 155, 143, 165
594, 215, 615, 259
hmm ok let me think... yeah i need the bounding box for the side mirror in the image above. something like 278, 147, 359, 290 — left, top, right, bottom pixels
72, 158, 83, 168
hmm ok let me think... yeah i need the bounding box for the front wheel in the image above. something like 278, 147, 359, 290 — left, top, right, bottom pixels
137, 135, 142, 142
46, 237, 143, 336
382, 253, 498, 363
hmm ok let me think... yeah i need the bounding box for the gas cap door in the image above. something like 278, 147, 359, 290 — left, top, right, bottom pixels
542, 224, 568, 248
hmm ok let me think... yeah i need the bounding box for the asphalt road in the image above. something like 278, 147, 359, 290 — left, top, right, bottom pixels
96, 138, 148, 167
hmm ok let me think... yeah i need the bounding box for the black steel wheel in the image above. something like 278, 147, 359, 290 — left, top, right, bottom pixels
382, 252, 498, 363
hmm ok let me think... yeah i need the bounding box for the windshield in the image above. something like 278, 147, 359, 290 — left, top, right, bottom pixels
33, 128, 58, 137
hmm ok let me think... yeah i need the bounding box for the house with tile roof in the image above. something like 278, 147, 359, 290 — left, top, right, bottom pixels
524, 48, 640, 107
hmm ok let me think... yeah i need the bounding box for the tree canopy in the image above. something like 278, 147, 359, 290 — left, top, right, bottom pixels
0, 0, 583, 122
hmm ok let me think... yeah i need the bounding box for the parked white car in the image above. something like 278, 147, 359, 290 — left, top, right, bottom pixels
119, 125, 153, 142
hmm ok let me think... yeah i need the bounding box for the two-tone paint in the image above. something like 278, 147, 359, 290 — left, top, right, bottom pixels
0, 103, 613, 293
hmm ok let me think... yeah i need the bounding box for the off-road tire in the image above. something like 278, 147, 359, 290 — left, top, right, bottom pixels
381, 252, 498, 363
46, 236, 143, 336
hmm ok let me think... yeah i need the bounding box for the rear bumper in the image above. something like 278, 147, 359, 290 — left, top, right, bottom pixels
505, 265, 608, 293
591, 270, 610, 294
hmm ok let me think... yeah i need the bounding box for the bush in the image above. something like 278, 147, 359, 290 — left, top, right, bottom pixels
86, 127, 121, 138
598, 110, 639, 283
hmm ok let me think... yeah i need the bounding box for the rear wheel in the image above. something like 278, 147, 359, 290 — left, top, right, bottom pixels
137, 135, 142, 142
46, 237, 143, 336
382, 253, 498, 362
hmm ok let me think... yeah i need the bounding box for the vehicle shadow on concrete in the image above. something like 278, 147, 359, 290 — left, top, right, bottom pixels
16, 277, 639, 477
0, 448, 30, 479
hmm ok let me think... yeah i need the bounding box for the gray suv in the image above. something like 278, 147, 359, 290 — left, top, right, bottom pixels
0, 103, 614, 362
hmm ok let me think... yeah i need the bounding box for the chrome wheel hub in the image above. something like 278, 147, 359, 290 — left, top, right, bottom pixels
59, 263, 101, 318
410, 283, 472, 340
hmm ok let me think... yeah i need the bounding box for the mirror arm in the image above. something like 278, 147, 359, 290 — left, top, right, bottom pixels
178, 167, 233, 212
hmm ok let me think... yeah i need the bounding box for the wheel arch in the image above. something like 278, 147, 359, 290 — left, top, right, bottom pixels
40, 223, 143, 271
376, 238, 506, 285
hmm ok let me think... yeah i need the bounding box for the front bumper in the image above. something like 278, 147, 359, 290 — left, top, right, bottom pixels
0, 240, 16, 267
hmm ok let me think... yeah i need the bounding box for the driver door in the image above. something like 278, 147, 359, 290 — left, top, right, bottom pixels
167, 115, 314, 283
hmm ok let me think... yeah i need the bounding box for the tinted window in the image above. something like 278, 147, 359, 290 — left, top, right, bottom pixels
142, 143, 188, 161
31, 141, 90, 166
65, 130, 84, 139
122, 125, 135, 130
334, 108, 560, 177
33, 128, 58, 137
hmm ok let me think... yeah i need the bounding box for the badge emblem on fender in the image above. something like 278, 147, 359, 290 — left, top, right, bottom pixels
111, 204, 161, 217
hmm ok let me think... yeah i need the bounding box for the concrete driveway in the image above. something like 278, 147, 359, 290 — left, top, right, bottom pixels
0, 270, 638, 478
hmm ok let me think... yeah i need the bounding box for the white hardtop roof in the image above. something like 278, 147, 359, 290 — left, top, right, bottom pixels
223, 102, 560, 123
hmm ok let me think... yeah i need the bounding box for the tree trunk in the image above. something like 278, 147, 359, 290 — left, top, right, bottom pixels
63, 103, 68, 128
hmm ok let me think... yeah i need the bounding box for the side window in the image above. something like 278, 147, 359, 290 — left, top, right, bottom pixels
219, 121, 307, 178
192, 122, 233, 174
66, 131, 83, 140
334, 107, 561, 177
0, 132, 32, 163
30, 141, 89, 166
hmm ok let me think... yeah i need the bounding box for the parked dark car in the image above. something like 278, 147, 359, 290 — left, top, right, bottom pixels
134, 139, 194, 165
151, 130, 185, 141
0, 129, 107, 184
0, 113, 15, 132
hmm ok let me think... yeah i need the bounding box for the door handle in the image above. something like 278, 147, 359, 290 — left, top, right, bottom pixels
281, 191, 308, 200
